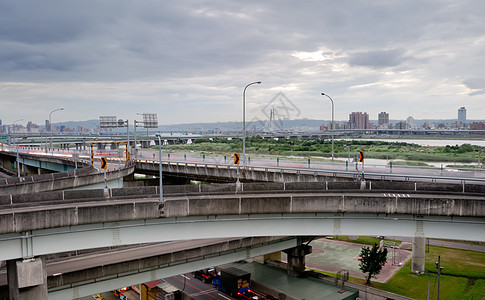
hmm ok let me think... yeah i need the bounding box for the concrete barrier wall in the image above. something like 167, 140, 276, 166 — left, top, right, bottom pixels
163, 193, 485, 218
0, 201, 159, 234
0, 166, 133, 195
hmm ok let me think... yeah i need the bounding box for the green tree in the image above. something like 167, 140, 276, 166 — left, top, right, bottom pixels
359, 243, 388, 285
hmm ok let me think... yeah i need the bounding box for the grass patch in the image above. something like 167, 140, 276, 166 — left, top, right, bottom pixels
389, 161, 431, 167
374, 261, 485, 300
425, 246, 485, 279
332, 236, 401, 246
319, 238, 485, 299
151, 138, 485, 164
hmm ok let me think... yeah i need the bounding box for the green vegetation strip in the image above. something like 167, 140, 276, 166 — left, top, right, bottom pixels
153, 137, 484, 164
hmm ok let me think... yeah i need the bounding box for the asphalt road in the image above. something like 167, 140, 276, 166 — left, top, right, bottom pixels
0, 239, 238, 286
47, 239, 236, 276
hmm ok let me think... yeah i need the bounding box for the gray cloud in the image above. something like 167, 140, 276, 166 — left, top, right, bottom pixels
0, 0, 484, 124
464, 79, 485, 96
348, 49, 408, 69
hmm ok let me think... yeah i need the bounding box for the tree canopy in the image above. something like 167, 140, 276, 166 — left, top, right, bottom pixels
359, 243, 388, 285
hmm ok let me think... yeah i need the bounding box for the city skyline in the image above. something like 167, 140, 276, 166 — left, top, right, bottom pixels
1, 1, 484, 125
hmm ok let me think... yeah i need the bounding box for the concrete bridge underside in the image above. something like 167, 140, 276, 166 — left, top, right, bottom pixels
0, 237, 298, 300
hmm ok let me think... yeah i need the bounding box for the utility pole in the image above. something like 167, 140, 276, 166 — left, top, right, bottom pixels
436, 255, 443, 300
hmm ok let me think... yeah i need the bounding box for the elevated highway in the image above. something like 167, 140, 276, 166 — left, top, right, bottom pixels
0, 150, 134, 195
1, 237, 298, 300
1, 181, 484, 298
134, 158, 485, 185
7, 128, 485, 148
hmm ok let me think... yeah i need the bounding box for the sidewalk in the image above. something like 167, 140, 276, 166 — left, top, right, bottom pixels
305, 238, 412, 283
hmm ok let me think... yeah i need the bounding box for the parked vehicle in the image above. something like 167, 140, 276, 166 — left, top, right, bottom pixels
192, 268, 217, 283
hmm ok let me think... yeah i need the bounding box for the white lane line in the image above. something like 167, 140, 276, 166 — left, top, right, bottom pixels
218, 293, 232, 300
181, 274, 191, 280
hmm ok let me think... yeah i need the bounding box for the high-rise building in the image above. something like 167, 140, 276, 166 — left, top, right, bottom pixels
45, 120, 51, 131
378, 112, 389, 127
406, 116, 415, 129
458, 107, 466, 125
349, 112, 371, 129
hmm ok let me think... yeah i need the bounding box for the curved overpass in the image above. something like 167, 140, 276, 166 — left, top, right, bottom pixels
0, 150, 134, 195
1, 181, 484, 298
1, 182, 484, 261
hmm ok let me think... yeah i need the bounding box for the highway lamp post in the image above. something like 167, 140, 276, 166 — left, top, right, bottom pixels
13, 119, 23, 177
134, 120, 138, 159
436, 256, 443, 300
321, 93, 334, 162
156, 134, 163, 204
242, 81, 261, 169
49, 108, 64, 153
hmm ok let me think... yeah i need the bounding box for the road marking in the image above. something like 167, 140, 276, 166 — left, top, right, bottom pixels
181, 274, 191, 280
218, 293, 232, 300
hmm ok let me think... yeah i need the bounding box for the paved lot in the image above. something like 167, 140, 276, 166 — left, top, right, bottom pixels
305, 238, 412, 283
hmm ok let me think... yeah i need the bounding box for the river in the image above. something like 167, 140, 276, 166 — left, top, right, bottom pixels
339, 138, 485, 147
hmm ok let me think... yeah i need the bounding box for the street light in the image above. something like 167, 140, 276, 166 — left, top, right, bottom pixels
49, 108, 64, 152
242, 81, 261, 168
156, 134, 163, 204
321, 93, 334, 161
13, 119, 23, 177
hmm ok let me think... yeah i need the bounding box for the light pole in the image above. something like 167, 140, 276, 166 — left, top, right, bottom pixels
321, 93, 334, 161
436, 256, 443, 300
242, 81, 261, 168
49, 108, 64, 152
13, 119, 23, 177
156, 134, 163, 204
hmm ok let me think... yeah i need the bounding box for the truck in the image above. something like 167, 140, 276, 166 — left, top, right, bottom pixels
212, 267, 251, 298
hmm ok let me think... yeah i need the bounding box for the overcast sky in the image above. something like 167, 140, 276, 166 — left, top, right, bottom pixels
1, 0, 484, 126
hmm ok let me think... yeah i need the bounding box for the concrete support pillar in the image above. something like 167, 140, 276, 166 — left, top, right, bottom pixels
97, 143, 106, 150
412, 219, 425, 273
7, 257, 48, 300
141, 141, 150, 148
111, 142, 119, 150
283, 244, 312, 275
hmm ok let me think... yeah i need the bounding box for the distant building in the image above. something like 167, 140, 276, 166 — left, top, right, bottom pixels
378, 112, 389, 128
45, 120, 51, 131
395, 121, 407, 130
349, 112, 371, 129
458, 107, 466, 127
470, 122, 485, 130
406, 116, 415, 129
27, 121, 40, 134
